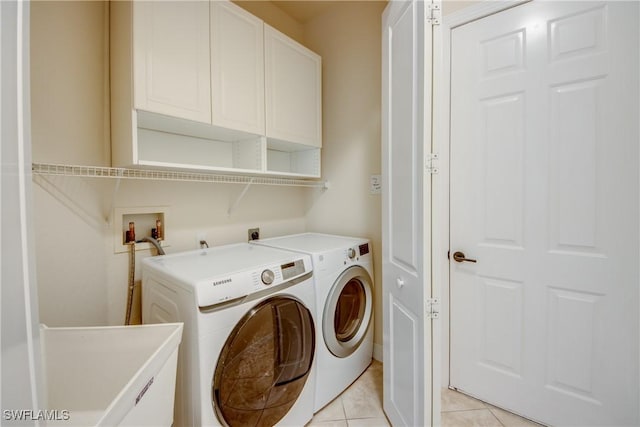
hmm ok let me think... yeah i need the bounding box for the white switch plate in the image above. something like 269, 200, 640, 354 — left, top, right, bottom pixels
370, 175, 382, 194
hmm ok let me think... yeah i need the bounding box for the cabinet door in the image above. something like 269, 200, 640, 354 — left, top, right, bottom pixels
133, 1, 211, 124
211, 1, 265, 135
265, 25, 322, 148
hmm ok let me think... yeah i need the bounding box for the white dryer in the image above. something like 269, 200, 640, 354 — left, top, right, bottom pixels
253, 233, 374, 411
142, 243, 316, 427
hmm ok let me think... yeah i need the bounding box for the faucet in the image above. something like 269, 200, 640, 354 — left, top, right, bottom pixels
139, 236, 165, 256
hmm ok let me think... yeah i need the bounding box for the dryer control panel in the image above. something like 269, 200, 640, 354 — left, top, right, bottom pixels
358, 243, 370, 256
342, 242, 371, 264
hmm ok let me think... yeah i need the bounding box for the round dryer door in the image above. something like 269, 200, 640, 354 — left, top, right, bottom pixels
212, 296, 315, 427
323, 265, 373, 358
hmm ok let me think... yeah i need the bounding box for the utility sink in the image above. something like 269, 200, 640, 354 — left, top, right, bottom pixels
40, 323, 183, 426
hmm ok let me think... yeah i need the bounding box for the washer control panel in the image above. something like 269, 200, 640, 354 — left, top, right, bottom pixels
281, 259, 305, 280
261, 269, 275, 285
259, 258, 305, 286
194, 255, 312, 308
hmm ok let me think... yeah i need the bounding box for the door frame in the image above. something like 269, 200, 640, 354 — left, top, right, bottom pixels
432, 0, 530, 389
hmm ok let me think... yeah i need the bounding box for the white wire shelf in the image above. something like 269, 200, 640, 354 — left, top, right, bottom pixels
32, 163, 327, 188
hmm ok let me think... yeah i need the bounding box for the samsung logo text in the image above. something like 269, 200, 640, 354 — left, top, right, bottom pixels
212, 278, 232, 286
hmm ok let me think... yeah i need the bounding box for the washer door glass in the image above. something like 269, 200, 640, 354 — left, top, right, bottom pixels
212, 296, 315, 427
324, 266, 373, 358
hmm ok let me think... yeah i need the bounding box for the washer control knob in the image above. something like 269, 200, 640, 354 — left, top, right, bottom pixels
261, 269, 275, 285
347, 248, 356, 259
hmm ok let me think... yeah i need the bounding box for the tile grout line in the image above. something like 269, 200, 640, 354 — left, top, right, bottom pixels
485, 406, 507, 427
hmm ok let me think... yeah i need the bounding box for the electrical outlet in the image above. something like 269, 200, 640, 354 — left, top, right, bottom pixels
248, 228, 260, 241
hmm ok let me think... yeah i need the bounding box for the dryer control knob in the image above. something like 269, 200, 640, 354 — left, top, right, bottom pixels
261, 269, 275, 285
347, 248, 356, 259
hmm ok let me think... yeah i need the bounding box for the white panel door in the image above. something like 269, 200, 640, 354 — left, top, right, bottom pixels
211, 1, 265, 135
134, 1, 211, 124
382, 1, 435, 425
264, 25, 322, 147
450, 2, 639, 425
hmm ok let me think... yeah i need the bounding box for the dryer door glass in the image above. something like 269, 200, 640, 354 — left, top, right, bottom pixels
323, 266, 373, 358
212, 296, 315, 427
335, 279, 366, 342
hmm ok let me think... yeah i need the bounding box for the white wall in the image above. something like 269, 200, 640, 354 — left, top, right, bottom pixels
30, 0, 386, 358
30, 1, 110, 167
302, 1, 386, 354
30, 1, 308, 326
30, 1, 111, 326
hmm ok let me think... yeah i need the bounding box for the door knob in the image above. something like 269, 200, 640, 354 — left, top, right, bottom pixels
452, 251, 477, 263
396, 277, 405, 288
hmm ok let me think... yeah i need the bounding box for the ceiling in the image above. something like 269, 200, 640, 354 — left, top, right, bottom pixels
271, 1, 336, 23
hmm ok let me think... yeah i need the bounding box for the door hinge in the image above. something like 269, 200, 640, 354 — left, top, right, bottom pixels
426, 298, 440, 319
426, 153, 439, 174
427, 3, 441, 25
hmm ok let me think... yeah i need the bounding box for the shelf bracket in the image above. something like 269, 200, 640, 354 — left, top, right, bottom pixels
32, 174, 107, 230
227, 178, 255, 217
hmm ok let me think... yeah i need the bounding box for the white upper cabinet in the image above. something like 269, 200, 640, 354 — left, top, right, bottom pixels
111, 0, 321, 177
133, 1, 211, 124
265, 25, 322, 148
210, 1, 265, 135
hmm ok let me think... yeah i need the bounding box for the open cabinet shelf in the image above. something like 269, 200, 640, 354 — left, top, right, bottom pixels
266, 139, 321, 177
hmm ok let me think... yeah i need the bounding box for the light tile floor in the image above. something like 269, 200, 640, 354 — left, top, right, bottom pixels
307, 360, 388, 427
440, 388, 544, 427
308, 361, 544, 427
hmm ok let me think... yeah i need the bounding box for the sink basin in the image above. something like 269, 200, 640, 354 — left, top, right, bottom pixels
40, 323, 183, 426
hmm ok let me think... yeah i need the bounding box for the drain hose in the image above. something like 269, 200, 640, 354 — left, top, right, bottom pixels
125, 242, 135, 325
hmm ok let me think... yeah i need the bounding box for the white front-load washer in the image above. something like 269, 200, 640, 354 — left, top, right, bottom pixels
253, 233, 374, 411
142, 243, 316, 427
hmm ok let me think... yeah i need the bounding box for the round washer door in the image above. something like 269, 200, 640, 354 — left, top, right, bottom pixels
323, 265, 373, 358
212, 296, 315, 427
